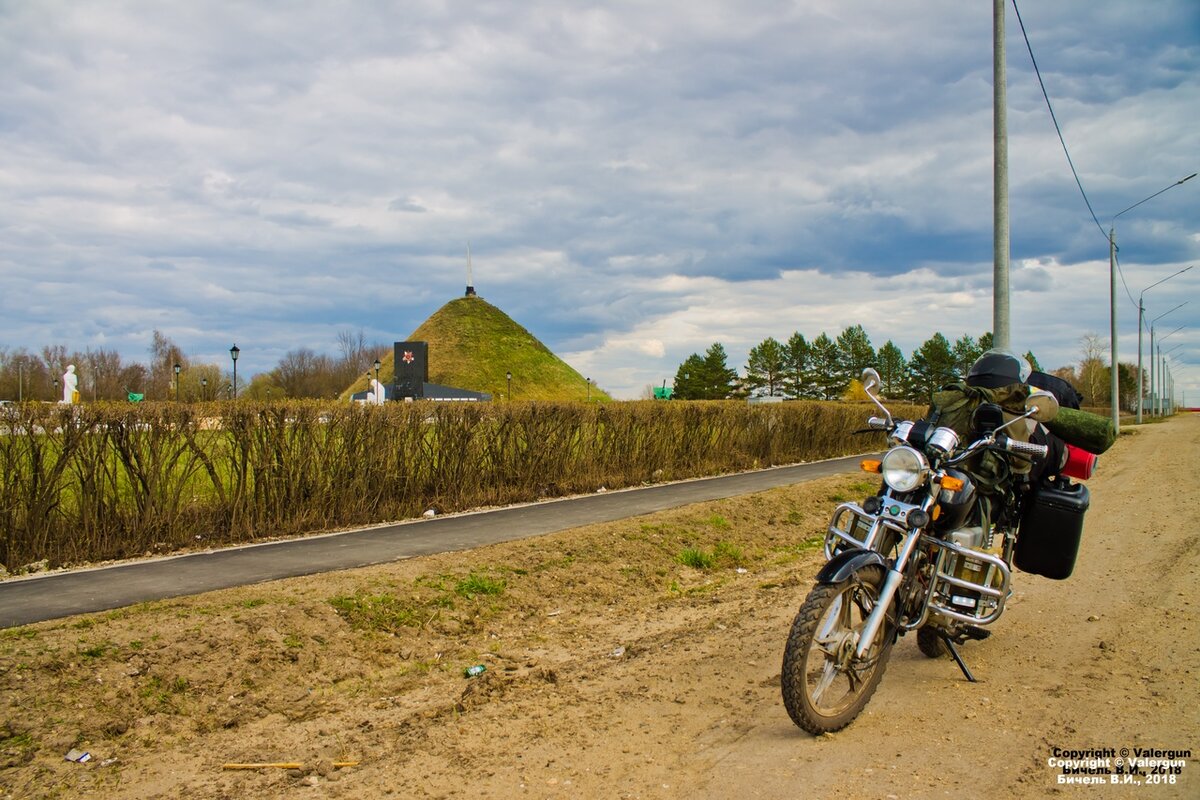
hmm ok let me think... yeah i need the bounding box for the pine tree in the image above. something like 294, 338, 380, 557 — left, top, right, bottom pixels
745, 337, 787, 396
782, 332, 812, 398
951, 334, 982, 379
835, 325, 876, 388
809, 333, 843, 400
876, 340, 906, 399
699, 342, 738, 399
672, 353, 707, 400
905, 332, 955, 402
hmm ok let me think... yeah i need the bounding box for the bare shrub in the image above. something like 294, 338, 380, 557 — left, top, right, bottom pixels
0, 399, 923, 569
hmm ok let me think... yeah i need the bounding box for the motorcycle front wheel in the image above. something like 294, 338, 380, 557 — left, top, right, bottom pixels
781, 565, 896, 734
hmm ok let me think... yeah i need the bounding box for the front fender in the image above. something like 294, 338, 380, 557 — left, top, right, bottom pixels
815, 548, 888, 584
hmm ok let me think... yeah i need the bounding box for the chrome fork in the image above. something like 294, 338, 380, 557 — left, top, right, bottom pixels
854, 528, 921, 659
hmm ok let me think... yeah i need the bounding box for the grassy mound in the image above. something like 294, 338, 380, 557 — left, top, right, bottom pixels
342, 296, 609, 402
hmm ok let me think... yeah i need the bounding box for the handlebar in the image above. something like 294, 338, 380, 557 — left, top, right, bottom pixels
1000, 436, 1049, 460
876, 417, 1049, 464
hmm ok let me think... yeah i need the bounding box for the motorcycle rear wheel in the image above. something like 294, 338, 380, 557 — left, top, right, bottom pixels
781, 565, 895, 734
917, 626, 949, 658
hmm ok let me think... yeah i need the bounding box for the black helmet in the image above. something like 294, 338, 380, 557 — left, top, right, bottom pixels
967, 349, 1031, 388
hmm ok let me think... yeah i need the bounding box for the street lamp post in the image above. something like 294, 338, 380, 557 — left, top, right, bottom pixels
1157, 326, 1185, 415
1137, 266, 1193, 423
1107, 172, 1196, 433
586, 377, 592, 402
53, 377, 59, 402
173, 363, 181, 402
201, 377, 208, 401
1150, 308, 1186, 416
229, 345, 240, 400
506, 371, 512, 401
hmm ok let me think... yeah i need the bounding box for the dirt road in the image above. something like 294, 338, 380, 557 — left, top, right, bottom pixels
2, 414, 1196, 799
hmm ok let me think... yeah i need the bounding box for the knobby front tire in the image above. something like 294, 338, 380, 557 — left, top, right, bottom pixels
780, 565, 895, 734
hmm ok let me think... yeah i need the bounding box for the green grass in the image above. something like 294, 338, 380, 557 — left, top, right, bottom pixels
328, 593, 424, 633
0, 628, 37, 641
676, 540, 746, 571
676, 547, 716, 570
712, 540, 746, 566
454, 572, 506, 598
330, 571, 508, 634
138, 675, 189, 712
80, 642, 109, 659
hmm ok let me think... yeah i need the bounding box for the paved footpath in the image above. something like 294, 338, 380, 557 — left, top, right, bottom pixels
0, 455, 863, 628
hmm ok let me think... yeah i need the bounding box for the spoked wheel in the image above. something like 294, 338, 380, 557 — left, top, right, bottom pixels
781, 566, 895, 734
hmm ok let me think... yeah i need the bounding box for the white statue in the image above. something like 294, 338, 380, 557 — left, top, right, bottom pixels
370, 378, 385, 405
62, 364, 78, 404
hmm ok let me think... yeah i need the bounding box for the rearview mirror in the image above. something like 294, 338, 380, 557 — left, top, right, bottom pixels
861, 368, 881, 395
1025, 390, 1059, 423
859, 368, 892, 428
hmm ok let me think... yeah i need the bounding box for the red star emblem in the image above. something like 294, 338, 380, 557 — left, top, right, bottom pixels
402, 351, 415, 364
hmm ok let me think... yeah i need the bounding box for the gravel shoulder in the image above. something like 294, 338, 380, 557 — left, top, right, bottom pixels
1, 415, 1197, 799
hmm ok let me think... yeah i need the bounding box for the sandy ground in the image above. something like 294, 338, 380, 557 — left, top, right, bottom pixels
1, 414, 1197, 799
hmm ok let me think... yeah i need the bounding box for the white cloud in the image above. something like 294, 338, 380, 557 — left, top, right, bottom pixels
0, 0, 1197, 400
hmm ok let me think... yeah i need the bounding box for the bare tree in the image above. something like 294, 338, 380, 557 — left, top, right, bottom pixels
336, 329, 370, 365
84, 348, 128, 401
148, 330, 188, 400
1078, 333, 1107, 408
333, 328, 391, 390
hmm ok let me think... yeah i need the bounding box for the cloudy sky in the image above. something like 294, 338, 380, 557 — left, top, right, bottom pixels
2, 0, 1197, 400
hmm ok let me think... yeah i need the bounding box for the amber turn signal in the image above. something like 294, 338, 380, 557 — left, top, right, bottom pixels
860, 459, 882, 473
939, 475, 965, 492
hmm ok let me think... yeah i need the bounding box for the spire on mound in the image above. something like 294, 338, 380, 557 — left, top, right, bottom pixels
465, 241, 476, 297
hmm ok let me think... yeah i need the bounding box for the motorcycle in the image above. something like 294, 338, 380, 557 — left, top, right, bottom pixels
780, 367, 1065, 734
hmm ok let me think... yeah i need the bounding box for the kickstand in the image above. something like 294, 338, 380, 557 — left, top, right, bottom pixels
940, 633, 977, 683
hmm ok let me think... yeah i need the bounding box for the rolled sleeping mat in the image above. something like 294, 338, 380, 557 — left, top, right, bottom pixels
1044, 406, 1117, 455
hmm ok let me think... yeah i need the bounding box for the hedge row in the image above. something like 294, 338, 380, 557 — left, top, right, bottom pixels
0, 399, 922, 569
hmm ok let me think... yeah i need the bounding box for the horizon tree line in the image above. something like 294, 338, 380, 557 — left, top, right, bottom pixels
670, 327, 1144, 410
0, 330, 390, 402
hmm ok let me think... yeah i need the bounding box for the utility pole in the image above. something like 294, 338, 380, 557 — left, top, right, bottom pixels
1108, 227, 1119, 433
992, 0, 1010, 352
1109, 173, 1195, 431
1137, 266, 1192, 423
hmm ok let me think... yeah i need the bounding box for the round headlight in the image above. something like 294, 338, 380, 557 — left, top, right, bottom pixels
881, 446, 930, 492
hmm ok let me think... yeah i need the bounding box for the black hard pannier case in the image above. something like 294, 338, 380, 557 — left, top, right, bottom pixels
1015, 480, 1090, 580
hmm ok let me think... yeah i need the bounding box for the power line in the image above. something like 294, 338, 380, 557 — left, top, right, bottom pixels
1010, 0, 1108, 242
